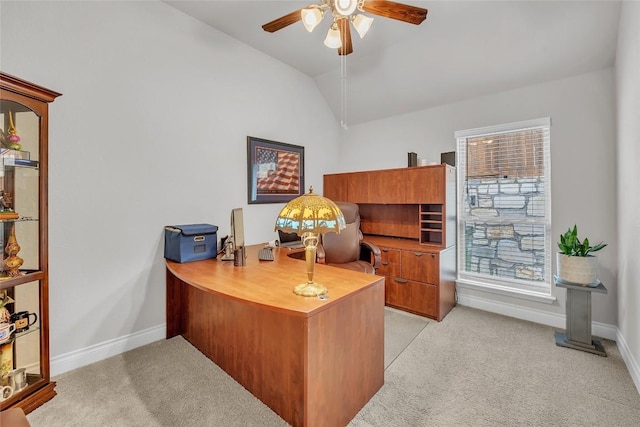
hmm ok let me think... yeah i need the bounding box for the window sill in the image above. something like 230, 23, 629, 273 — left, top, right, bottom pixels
456, 278, 557, 304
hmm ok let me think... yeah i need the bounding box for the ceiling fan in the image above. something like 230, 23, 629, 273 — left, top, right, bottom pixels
262, 0, 428, 55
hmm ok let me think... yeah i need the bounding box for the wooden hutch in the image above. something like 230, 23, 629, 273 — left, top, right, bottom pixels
324, 164, 457, 321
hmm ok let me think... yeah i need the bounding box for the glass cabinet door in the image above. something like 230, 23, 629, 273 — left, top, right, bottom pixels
0, 100, 43, 403
1, 72, 59, 412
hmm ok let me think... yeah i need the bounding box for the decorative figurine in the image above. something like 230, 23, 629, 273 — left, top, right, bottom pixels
0, 190, 18, 220
7, 112, 22, 151
0, 190, 13, 211
0, 291, 14, 324
3, 225, 24, 276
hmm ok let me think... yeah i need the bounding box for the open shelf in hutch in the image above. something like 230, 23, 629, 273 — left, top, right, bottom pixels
419, 204, 443, 245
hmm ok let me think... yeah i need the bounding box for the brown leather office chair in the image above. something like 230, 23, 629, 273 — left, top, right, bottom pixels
317, 202, 381, 274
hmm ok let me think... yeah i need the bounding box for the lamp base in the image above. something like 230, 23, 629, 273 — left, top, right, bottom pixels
293, 282, 328, 297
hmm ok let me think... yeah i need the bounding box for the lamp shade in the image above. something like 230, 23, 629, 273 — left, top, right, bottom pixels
351, 14, 374, 38
324, 23, 342, 49
301, 6, 323, 32
274, 188, 345, 236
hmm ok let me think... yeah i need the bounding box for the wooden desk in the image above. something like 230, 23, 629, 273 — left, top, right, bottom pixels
166, 244, 385, 427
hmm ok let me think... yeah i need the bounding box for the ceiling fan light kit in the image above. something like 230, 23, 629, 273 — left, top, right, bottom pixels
263, 0, 428, 55
351, 13, 374, 38
324, 22, 342, 48
335, 0, 358, 16
301, 5, 324, 32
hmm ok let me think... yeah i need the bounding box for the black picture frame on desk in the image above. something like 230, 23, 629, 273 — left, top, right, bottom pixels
247, 136, 304, 204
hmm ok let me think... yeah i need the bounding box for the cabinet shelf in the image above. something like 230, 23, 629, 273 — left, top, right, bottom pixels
0, 271, 45, 290
3, 326, 41, 343
4, 160, 39, 169
0, 217, 39, 224
419, 204, 444, 245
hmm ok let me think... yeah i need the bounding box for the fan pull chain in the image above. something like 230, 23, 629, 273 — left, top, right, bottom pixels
340, 53, 348, 130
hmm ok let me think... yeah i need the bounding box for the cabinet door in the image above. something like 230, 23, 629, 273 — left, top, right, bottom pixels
406, 167, 444, 203
1, 72, 60, 413
401, 250, 439, 284
348, 172, 370, 203
366, 170, 406, 203
385, 278, 437, 318
323, 173, 349, 201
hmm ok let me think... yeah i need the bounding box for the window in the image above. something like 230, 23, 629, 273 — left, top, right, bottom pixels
455, 118, 552, 297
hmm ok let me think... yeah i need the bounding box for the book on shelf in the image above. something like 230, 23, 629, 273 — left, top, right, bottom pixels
13, 158, 39, 167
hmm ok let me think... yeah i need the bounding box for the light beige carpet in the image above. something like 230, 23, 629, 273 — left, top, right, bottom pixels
384, 307, 429, 368
26, 307, 427, 426
26, 306, 640, 426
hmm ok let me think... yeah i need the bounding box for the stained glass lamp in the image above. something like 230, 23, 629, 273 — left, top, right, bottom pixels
274, 187, 345, 296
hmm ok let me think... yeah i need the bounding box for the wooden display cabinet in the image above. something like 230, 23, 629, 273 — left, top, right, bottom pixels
0, 72, 61, 413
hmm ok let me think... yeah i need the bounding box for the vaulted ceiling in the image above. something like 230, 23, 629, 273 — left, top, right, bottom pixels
165, 1, 621, 126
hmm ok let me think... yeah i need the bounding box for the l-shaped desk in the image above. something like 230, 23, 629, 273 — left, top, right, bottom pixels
166, 244, 385, 427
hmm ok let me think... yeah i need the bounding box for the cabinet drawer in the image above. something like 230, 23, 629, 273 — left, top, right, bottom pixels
385, 278, 437, 318
379, 247, 401, 263
376, 261, 400, 278
401, 250, 439, 284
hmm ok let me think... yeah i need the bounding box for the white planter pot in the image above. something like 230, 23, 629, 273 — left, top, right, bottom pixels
556, 253, 599, 285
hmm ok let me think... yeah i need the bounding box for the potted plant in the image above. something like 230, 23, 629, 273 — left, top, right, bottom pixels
556, 225, 607, 286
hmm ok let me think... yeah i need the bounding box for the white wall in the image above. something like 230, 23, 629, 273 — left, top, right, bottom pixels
615, 0, 640, 392
0, 1, 340, 373
339, 69, 618, 329
1, 0, 633, 386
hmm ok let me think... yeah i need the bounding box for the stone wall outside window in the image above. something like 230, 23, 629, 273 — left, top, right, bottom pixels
462, 176, 546, 283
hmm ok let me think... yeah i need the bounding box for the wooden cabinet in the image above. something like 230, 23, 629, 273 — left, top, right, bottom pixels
367, 236, 455, 321
406, 167, 444, 203
324, 169, 406, 203
323, 173, 350, 202
324, 165, 455, 246
324, 164, 457, 321
366, 169, 406, 203
0, 73, 60, 413
402, 250, 439, 284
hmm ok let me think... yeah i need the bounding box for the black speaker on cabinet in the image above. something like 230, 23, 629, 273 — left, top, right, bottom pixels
441, 151, 455, 166
408, 152, 417, 167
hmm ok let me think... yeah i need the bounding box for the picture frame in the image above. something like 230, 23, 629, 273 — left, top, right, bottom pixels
247, 136, 305, 204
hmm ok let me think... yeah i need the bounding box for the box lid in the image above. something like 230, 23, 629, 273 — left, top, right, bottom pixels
166, 224, 218, 236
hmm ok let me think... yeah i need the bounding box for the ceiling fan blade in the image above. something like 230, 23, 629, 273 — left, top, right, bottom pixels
362, 0, 428, 25
262, 9, 303, 33
338, 18, 353, 56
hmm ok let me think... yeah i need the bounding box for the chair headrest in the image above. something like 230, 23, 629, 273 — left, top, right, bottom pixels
335, 202, 359, 224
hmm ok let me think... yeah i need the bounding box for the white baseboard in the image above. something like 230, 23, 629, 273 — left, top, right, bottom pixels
456, 293, 617, 340
616, 330, 640, 395
47, 308, 640, 396
50, 324, 166, 377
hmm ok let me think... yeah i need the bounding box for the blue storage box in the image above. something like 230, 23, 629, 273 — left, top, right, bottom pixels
164, 224, 218, 263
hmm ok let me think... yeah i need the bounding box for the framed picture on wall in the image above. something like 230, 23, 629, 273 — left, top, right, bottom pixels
247, 136, 305, 204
